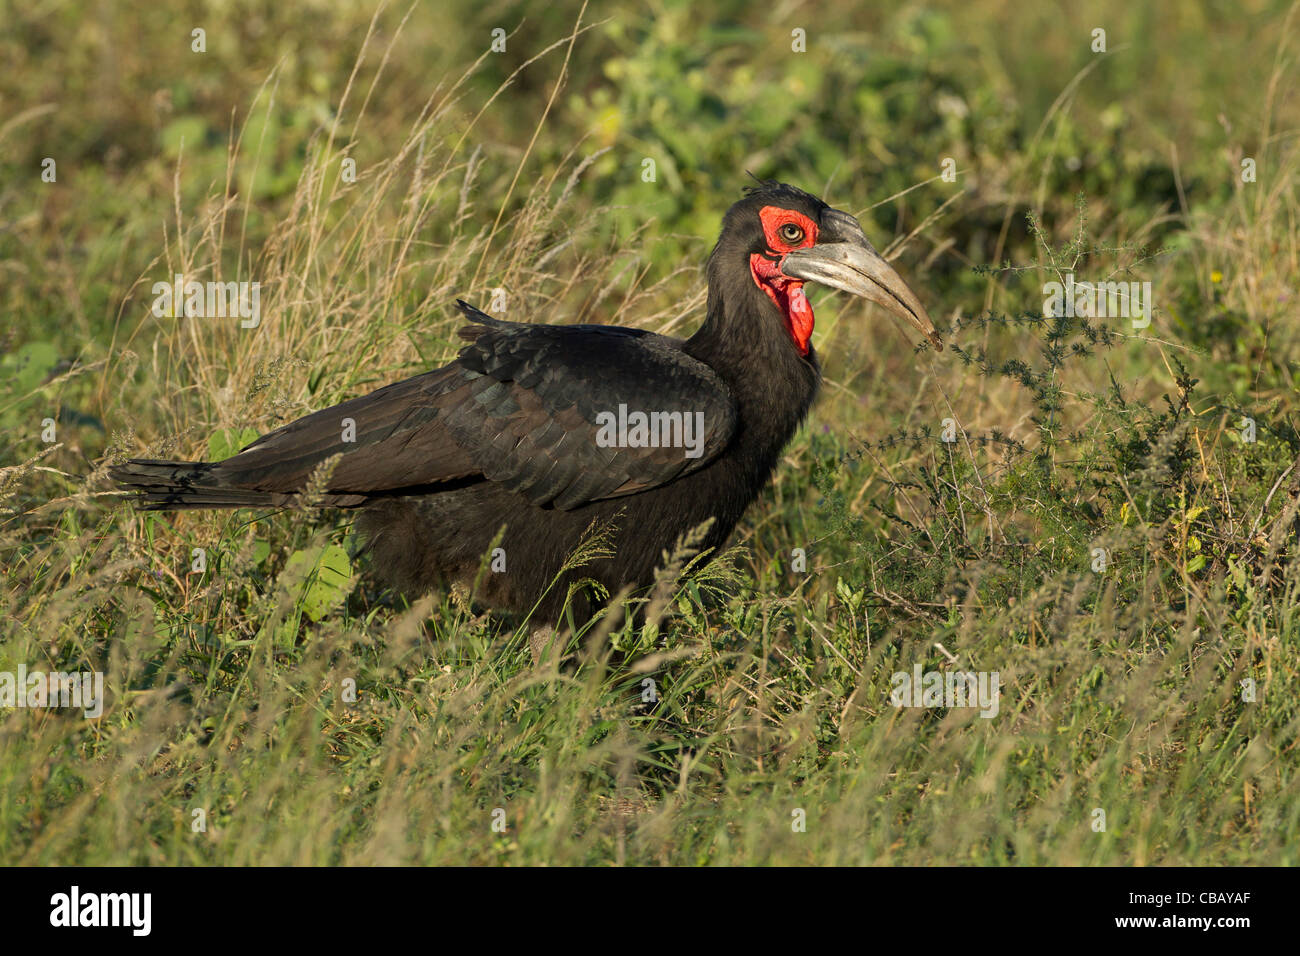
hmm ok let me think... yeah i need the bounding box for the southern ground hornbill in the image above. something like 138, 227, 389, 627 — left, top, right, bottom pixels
111, 181, 940, 626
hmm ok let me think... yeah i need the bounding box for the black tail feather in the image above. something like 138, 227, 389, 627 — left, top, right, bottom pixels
108, 459, 363, 510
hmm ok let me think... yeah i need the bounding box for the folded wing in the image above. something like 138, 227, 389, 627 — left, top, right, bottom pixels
112, 303, 738, 511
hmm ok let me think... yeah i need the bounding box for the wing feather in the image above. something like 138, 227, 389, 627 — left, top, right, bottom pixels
191, 305, 737, 510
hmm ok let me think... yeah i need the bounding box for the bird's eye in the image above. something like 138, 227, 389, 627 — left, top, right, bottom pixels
778, 222, 804, 244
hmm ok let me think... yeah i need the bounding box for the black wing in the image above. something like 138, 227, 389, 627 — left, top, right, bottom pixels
113, 302, 737, 511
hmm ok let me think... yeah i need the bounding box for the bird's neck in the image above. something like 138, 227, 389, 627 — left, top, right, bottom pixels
685, 285, 821, 472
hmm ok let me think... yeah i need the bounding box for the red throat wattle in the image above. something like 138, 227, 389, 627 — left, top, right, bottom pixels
750, 254, 814, 355
750, 205, 819, 356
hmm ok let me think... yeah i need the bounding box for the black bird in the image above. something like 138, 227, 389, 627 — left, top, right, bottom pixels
111, 182, 940, 621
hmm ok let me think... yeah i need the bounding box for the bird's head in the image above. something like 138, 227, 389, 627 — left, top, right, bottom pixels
709, 180, 942, 357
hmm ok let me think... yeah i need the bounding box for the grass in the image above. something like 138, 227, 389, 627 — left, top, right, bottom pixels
1, 0, 1298, 865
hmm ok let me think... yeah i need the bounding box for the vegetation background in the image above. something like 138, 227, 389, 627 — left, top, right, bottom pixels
1, 0, 1297, 864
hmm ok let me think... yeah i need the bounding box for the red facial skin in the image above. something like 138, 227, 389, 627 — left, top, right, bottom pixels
749, 205, 819, 355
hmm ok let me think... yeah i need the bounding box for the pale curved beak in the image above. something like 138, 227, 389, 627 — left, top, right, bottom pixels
780, 210, 942, 350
